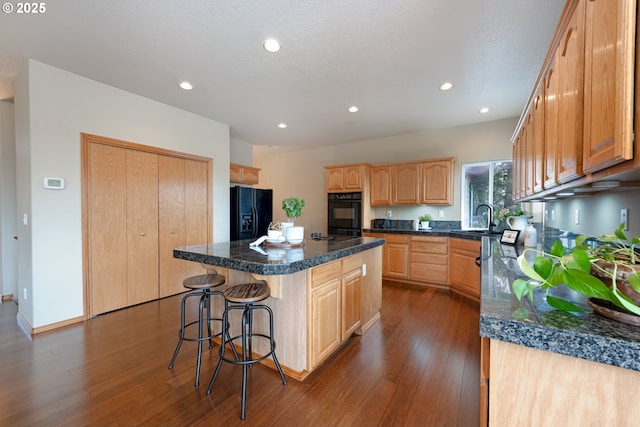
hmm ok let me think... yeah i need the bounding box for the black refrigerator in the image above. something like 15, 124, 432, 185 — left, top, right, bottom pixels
230, 186, 273, 241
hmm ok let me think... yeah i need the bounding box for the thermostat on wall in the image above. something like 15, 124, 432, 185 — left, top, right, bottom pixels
44, 177, 65, 190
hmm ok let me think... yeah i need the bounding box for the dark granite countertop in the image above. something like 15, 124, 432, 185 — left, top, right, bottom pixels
174, 236, 385, 275
479, 233, 640, 372
363, 227, 486, 240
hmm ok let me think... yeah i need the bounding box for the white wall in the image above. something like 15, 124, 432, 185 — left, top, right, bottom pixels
0, 100, 17, 300
254, 117, 517, 232
546, 191, 640, 238
14, 60, 230, 329
230, 138, 254, 166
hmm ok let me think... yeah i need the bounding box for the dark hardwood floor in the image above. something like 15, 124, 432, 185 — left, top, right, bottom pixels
0, 282, 480, 427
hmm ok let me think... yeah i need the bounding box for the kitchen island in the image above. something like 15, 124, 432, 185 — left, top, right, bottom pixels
174, 236, 384, 381
479, 233, 640, 426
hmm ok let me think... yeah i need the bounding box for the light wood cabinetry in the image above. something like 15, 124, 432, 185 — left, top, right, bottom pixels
383, 234, 409, 279
230, 163, 260, 185
370, 165, 393, 205
393, 162, 421, 205
309, 260, 342, 369
583, 0, 635, 173
309, 253, 366, 369
370, 158, 454, 206
421, 159, 453, 205
513, 0, 640, 202
409, 236, 448, 285
83, 134, 212, 316
325, 163, 368, 192
449, 238, 481, 301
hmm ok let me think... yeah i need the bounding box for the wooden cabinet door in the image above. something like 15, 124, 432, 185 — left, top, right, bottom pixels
583, 0, 635, 173
342, 268, 362, 340
544, 52, 559, 189
557, 0, 585, 183
385, 243, 409, 278
393, 162, 420, 205
326, 167, 344, 191
532, 90, 545, 193
126, 150, 159, 306
370, 165, 392, 205
88, 143, 128, 315
229, 163, 242, 183
158, 156, 187, 298
421, 159, 453, 205
343, 165, 363, 190
449, 238, 481, 301
524, 113, 534, 196
310, 277, 341, 369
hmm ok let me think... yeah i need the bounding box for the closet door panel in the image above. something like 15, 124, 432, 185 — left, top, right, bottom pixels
126, 150, 159, 305
159, 156, 187, 297
185, 159, 210, 278
88, 143, 128, 315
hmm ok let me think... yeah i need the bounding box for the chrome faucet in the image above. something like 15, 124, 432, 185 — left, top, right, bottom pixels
474, 204, 495, 232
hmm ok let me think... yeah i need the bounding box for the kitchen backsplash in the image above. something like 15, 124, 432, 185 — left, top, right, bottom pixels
368, 219, 461, 231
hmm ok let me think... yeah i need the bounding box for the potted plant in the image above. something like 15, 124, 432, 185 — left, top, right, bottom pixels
418, 214, 432, 229
513, 224, 640, 323
497, 205, 531, 242
281, 196, 306, 243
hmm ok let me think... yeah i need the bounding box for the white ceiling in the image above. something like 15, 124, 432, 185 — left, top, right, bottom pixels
0, 0, 566, 148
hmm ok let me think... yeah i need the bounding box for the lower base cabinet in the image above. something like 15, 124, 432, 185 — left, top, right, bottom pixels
309, 253, 364, 369
449, 238, 481, 300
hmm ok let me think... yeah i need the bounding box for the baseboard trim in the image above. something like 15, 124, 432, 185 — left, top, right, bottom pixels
32, 316, 84, 334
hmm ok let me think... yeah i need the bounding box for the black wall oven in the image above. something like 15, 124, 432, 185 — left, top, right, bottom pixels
327, 192, 362, 236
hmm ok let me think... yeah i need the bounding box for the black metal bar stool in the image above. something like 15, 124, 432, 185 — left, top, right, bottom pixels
168, 273, 228, 387
206, 282, 287, 420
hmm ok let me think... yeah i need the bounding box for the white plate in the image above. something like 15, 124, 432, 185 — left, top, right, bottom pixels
266, 238, 286, 244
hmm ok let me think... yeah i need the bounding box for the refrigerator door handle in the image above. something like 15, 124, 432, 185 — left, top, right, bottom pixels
252, 207, 258, 238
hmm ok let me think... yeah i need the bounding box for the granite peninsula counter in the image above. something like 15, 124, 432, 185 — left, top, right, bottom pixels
173, 236, 384, 381
478, 233, 640, 426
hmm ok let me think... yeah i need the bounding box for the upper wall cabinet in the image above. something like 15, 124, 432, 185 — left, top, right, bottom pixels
325, 163, 369, 192
582, 0, 635, 173
230, 163, 260, 185
512, 0, 639, 202
369, 158, 454, 206
421, 159, 454, 205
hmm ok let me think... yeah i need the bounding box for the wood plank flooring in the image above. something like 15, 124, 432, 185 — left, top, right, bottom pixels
0, 283, 480, 426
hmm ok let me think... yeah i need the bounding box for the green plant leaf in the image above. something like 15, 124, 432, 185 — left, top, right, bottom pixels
533, 257, 553, 280
569, 250, 591, 273
512, 279, 529, 301
609, 289, 640, 316
550, 240, 565, 257
545, 295, 586, 313
575, 235, 588, 247
562, 268, 612, 300
546, 264, 566, 286
628, 272, 640, 293
517, 254, 545, 282
615, 223, 627, 241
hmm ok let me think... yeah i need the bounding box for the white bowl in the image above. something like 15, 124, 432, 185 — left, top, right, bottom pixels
287, 238, 304, 244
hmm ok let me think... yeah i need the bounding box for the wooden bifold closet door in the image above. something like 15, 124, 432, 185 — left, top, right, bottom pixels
83, 134, 212, 316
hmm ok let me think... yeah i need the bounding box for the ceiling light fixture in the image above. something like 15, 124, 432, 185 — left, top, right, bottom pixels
263, 38, 281, 53
439, 82, 454, 91
348, 106, 359, 113
479, 107, 491, 114
179, 81, 193, 90
278, 123, 287, 129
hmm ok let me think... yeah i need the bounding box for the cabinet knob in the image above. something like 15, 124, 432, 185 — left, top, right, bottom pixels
140, 232, 146, 237
170, 231, 176, 235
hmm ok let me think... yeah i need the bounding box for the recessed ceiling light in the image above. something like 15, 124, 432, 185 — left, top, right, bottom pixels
479, 107, 491, 114
263, 39, 281, 52
348, 106, 359, 113
439, 82, 454, 91
179, 81, 193, 90
278, 123, 287, 129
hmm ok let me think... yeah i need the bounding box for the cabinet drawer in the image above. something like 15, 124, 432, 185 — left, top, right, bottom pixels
411, 241, 448, 254
409, 252, 448, 266
385, 234, 409, 244
311, 260, 341, 288
342, 253, 363, 273
450, 238, 481, 252
410, 262, 448, 284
